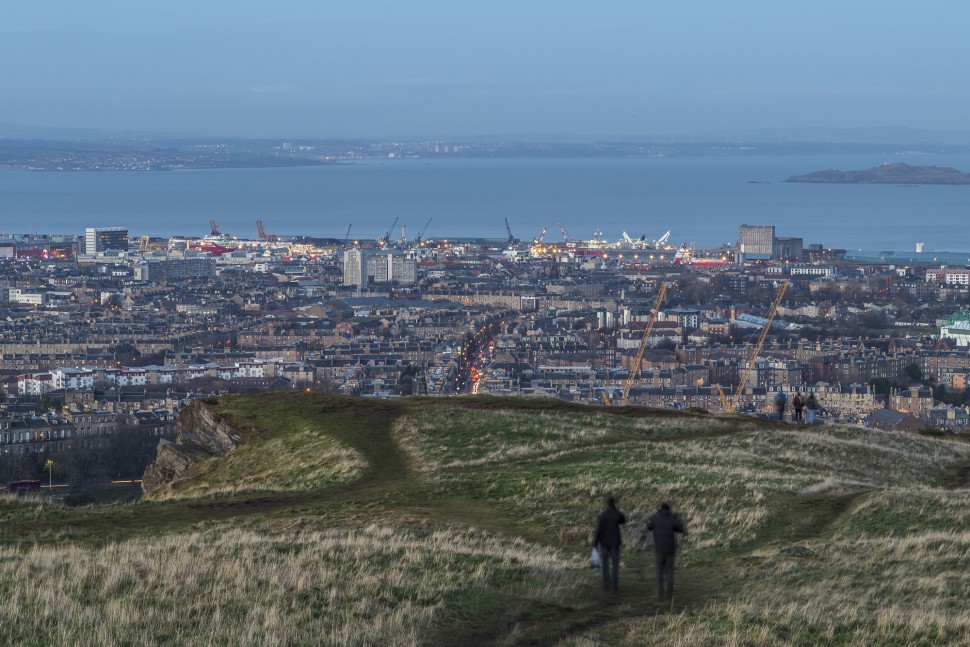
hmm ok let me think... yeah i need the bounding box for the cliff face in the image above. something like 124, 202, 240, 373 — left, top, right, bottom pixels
142, 400, 246, 494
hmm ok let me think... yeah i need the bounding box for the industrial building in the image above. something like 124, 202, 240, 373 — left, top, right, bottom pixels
84, 227, 129, 256
737, 224, 775, 262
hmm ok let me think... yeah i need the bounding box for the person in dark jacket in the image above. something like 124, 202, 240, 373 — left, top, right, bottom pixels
793, 392, 805, 424
647, 502, 686, 599
774, 391, 787, 421
805, 393, 818, 425
592, 496, 626, 591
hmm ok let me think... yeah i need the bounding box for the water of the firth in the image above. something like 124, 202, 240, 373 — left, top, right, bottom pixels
2, 154, 970, 251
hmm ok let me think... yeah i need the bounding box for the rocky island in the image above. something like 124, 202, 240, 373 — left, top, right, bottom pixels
787, 162, 970, 184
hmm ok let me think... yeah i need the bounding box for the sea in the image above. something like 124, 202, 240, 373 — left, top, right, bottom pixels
2, 153, 970, 252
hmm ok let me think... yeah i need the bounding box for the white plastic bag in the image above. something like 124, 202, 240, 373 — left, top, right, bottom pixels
589, 547, 601, 570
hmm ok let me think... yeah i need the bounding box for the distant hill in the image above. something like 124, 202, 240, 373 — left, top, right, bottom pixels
787, 162, 970, 184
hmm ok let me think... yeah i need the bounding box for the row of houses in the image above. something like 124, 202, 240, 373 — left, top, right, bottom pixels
17, 359, 314, 395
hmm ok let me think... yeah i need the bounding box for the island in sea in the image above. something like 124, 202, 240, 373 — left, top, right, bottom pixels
786, 162, 970, 184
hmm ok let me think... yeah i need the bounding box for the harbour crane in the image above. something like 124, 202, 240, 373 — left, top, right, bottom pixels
504, 218, 515, 244
532, 226, 547, 245
209, 219, 220, 236
378, 216, 399, 247
256, 220, 279, 243
343, 224, 353, 247
653, 231, 671, 248
619, 282, 668, 406
557, 221, 574, 242
727, 281, 788, 413
414, 218, 432, 245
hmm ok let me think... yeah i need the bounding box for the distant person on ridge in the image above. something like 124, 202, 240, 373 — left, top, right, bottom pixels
774, 391, 787, 422
592, 496, 626, 592
805, 393, 819, 425
793, 392, 805, 424
647, 502, 687, 600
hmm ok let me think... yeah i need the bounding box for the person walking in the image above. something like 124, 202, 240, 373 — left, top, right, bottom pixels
805, 393, 818, 425
647, 502, 687, 600
592, 496, 626, 592
793, 392, 805, 424
774, 391, 787, 422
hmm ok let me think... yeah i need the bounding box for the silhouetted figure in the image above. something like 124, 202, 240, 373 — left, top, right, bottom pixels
793, 392, 805, 423
647, 502, 686, 600
592, 496, 626, 591
805, 393, 818, 425
774, 391, 787, 422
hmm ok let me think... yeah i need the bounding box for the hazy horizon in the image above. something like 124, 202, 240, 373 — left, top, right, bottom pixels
4, 1, 968, 139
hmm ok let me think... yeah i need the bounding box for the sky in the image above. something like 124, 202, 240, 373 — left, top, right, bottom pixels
2, 0, 969, 139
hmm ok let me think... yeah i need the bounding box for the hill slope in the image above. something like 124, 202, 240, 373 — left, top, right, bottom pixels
2, 393, 970, 646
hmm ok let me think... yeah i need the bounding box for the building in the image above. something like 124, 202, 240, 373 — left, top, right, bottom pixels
790, 265, 835, 278
939, 312, 970, 347
773, 237, 804, 261
132, 257, 216, 282
343, 248, 368, 288
737, 225, 775, 262
84, 227, 128, 256
926, 269, 970, 286
367, 251, 417, 285
865, 409, 924, 432
6, 288, 46, 306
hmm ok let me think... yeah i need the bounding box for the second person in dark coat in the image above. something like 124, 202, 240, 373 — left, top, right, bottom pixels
647, 502, 687, 600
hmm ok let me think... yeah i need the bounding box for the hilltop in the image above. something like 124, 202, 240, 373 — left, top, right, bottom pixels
2, 393, 970, 646
787, 162, 970, 184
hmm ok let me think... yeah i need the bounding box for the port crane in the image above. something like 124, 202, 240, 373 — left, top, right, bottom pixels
725, 281, 788, 413
209, 219, 220, 236
619, 282, 668, 406
557, 221, 574, 243
414, 218, 432, 245
504, 218, 515, 244
343, 224, 353, 247
256, 220, 279, 243
377, 217, 399, 247
532, 226, 547, 245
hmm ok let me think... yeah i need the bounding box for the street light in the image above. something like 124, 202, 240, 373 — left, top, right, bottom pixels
44, 458, 54, 494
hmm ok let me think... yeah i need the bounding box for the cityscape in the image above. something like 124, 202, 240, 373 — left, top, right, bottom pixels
5, 2, 970, 645
5, 217, 970, 484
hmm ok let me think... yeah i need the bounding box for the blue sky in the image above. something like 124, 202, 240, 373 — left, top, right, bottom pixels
3, 1, 968, 138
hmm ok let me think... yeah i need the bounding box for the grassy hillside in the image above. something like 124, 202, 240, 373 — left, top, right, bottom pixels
2, 393, 970, 646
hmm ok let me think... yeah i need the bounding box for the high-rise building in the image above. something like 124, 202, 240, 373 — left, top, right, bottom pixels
342, 248, 368, 288
84, 227, 129, 256
367, 251, 417, 285
737, 225, 775, 262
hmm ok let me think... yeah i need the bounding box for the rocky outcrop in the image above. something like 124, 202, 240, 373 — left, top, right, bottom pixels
142, 400, 247, 494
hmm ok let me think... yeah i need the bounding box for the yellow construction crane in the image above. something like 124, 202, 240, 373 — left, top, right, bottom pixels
715, 384, 730, 411
619, 282, 668, 406
729, 282, 788, 413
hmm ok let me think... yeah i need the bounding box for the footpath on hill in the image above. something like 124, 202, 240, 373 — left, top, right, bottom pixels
4, 394, 955, 646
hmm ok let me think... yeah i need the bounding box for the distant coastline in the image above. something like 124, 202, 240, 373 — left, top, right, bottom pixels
787, 162, 970, 185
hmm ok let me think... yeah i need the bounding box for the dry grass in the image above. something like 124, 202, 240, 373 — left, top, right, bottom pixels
0, 524, 580, 647
394, 408, 741, 472
149, 423, 367, 501
562, 527, 970, 646
10, 398, 970, 646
